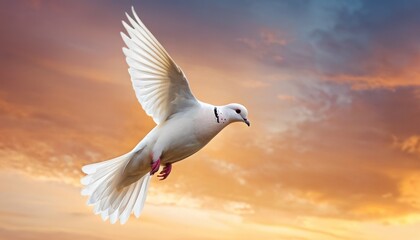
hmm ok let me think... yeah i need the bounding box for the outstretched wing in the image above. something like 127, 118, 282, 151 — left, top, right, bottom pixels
121, 7, 198, 124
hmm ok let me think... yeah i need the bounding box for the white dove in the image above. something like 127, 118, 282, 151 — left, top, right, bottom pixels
81, 7, 250, 224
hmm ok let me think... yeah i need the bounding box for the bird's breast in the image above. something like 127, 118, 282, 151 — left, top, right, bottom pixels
156, 106, 226, 164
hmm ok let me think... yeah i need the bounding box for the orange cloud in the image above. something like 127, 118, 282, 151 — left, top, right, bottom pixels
1, 1, 420, 240
394, 135, 420, 155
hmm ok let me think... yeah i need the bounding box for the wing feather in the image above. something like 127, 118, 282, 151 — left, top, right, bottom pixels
121, 7, 198, 124
122, 19, 170, 67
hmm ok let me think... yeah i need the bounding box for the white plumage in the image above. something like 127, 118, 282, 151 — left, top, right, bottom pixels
81, 7, 250, 224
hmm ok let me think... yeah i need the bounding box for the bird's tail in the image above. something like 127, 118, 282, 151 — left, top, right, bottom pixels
81, 152, 151, 224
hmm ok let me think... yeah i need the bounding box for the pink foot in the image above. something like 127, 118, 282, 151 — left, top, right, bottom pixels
158, 163, 172, 181
150, 158, 161, 175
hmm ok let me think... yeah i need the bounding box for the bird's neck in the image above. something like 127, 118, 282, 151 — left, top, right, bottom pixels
213, 106, 229, 125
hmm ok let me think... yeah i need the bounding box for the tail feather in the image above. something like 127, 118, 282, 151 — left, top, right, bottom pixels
101, 210, 108, 221
119, 183, 136, 214
120, 179, 142, 224
90, 180, 114, 204
110, 208, 120, 224
82, 162, 122, 186
134, 174, 151, 217
82, 154, 127, 174
110, 189, 127, 212
81, 152, 151, 224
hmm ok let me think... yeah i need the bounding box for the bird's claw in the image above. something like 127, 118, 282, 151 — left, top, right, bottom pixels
150, 158, 161, 175
158, 163, 172, 180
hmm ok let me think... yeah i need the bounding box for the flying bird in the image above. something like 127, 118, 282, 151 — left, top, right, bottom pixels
81, 7, 250, 224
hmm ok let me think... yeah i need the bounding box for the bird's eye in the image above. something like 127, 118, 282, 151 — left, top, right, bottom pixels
235, 109, 241, 114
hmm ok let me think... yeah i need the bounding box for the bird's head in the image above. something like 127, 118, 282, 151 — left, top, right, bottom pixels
224, 103, 250, 127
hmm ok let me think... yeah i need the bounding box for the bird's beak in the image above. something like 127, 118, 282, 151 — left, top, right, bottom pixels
243, 118, 250, 127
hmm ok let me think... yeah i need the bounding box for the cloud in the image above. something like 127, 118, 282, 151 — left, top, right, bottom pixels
237, 38, 258, 49
0, 227, 109, 240
394, 135, 420, 156
236, 29, 290, 62
260, 29, 288, 46
277, 94, 296, 102
138, 80, 418, 225
270, 84, 420, 219
1, 1, 420, 239
1, 170, 360, 240
236, 1, 420, 89
310, 0, 420, 88
240, 80, 270, 88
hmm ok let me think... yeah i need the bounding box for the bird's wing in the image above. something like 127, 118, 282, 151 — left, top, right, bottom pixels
121, 7, 199, 124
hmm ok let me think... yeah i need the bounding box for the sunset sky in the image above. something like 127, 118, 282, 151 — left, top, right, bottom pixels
1, 0, 420, 239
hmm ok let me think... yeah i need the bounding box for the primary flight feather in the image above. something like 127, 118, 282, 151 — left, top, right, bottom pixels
81, 7, 250, 224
